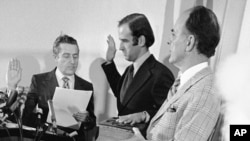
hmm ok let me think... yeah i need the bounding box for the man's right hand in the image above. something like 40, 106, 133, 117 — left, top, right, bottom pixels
6, 58, 22, 90
106, 35, 117, 63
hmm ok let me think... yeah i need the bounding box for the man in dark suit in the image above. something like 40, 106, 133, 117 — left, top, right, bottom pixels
102, 13, 174, 127
22, 35, 96, 138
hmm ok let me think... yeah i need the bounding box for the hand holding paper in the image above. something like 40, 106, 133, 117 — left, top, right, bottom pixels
47, 87, 92, 130
73, 111, 89, 122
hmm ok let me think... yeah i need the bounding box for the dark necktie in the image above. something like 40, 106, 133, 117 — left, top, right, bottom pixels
62, 77, 70, 89
120, 65, 134, 102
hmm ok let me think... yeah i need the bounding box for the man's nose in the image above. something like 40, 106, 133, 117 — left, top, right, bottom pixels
69, 56, 75, 63
119, 43, 124, 50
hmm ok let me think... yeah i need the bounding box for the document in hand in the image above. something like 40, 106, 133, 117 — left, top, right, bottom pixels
46, 87, 92, 130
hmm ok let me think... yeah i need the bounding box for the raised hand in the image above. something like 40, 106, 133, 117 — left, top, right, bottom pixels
106, 35, 117, 62
6, 58, 22, 90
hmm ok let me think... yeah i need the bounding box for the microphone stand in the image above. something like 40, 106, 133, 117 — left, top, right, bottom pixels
1, 102, 24, 141
36, 123, 49, 141
48, 100, 57, 134
14, 111, 23, 141
14, 91, 27, 141
34, 107, 43, 141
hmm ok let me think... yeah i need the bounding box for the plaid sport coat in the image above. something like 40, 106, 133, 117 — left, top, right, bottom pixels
146, 67, 221, 141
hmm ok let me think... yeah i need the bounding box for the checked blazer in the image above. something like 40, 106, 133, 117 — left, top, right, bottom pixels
146, 67, 222, 141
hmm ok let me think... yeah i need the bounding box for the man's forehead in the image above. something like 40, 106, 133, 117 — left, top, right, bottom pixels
173, 11, 190, 33
119, 24, 132, 35
59, 43, 79, 53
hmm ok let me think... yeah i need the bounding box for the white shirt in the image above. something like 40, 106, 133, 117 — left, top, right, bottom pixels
178, 62, 208, 90
55, 68, 75, 89
133, 51, 151, 76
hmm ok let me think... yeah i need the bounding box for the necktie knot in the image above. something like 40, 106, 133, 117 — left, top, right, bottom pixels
129, 65, 134, 77
173, 77, 180, 89
170, 75, 181, 95
62, 77, 70, 89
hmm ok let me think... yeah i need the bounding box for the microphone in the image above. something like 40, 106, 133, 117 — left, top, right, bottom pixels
47, 100, 57, 134
17, 86, 28, 119
36, 105, 43, 130
0, 91, 8, 106
0, 90, 18, 123
0, 88, 27, 123
34, 104, 43, 141
68, 131, 78, 137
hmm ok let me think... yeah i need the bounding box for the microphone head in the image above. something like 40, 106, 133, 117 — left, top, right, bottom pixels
16, 86, 24, 94
0, 91, 8, 105
24, 87, 30, 94
18, 93, 27, 104
36, 106, 43, 115
16, 86, 29, 105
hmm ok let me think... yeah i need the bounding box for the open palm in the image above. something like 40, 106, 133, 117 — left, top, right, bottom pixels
106, 35, 117, 62
6, 58, 22, 90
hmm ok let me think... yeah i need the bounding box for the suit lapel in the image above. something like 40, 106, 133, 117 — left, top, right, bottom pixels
74, 75, 81, 90
43, 69, 59, 100
150, 67, 212, 126
74, 75, 87, 90
120, 55, 155, 110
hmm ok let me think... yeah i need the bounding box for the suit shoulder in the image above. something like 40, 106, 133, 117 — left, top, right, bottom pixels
76, 75, 93, 90
154, 61, 174, 75
32, 71, 52, 80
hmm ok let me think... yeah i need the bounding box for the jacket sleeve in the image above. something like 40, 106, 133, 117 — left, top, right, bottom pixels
80, 93, 96, 130
147, 69, 174, 118
101, 62, 122, 97
22, 75, 39, 127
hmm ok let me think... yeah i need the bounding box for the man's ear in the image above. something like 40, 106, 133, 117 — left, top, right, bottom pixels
53, 54, 57, 59
53, 54, 59, 62
185, 35, 196, 52
138, 35, 146, 47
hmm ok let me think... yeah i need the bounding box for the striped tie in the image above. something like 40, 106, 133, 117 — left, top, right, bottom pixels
170, 75, 181, 97
62, 77, 70, 89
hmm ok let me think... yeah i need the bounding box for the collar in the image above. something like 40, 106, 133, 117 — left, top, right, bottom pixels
55, 68, 75, 85
179, 62, 208, 89
133, 51, 151, 76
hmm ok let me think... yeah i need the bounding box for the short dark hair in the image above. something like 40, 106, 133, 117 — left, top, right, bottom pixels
119, 13, 155, 48
53, 34, 79, 56
186, 6, 220, 58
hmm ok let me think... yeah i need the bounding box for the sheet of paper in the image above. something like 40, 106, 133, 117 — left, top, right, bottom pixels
46, 87, 92, 130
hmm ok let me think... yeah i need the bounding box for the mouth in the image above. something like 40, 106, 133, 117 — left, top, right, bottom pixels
122, 52, 127, 56
68, 66, 76, 70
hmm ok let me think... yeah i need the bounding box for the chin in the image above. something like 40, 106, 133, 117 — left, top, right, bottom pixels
168, 58, 174, 64
124, 56, 130, 61
65, 71, 76, 76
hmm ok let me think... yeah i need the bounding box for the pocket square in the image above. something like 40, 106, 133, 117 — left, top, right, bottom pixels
167, 104, 177, 112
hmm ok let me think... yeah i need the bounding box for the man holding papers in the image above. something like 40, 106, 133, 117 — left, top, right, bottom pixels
22, 35, 96, 139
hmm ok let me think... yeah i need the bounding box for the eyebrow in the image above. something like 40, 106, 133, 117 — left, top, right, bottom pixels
120, 38, 129, 42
